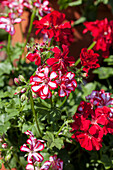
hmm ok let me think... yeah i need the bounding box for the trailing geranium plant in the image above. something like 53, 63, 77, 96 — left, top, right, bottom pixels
0, 0, 113, 170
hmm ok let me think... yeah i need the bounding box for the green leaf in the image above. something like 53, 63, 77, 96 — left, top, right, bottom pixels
9, 156, 17, 168
81, 82, 96, 99
69, 0, 82, 6
47, 108, 61, 124
0, 115, 11, 135
104, 55, 113, 65
54, 138, 64, 150
0, 62, 12, 76
58, 0, 72, 9
93, 67, 113, 79
0, 76, 4, 87
74, 16, 86, 25
98, 154, 112, 169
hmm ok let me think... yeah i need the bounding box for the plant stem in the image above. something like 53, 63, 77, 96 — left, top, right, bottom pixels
50, 96, 53, 108
59, 96, 67, 108
55, 120, 72, 137
75, 58, 80, 67
106, 78, 112, 91
87, 41, 96, 50
7, 33, 12, 65
74, 41, 96, 67
30, 92, 42, 137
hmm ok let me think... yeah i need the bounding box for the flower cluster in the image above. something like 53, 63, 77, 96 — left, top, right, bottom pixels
30, 66, 77, 99
20, 130, 44, 169
47, 44, 75, 73
83, 18, 113, 58
1, 0, 32, 15
34, 0, 51, 16
33, 11, 74, 46
41, 155, 63, 170
71, 90, 113, 151
80, 48, 100, 73
0, 13, 22, 35
27, 43, 77, 99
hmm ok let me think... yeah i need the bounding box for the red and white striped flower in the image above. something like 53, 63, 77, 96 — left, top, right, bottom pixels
1, 0, 32, 15
34, 0, 51, 16
40, 155, 63, 170
86, 89, 113, 108
26, 163, 38, 170
20, 132, 44, 165
0, 13, 22, 35
57, 71, 77, 97
30, 66, 58, 99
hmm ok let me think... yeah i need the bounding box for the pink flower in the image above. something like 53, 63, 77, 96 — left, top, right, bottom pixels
34, 0, 51, 16
47, 44, 75, 73
33, 11, 74, 46
30, 66, 58, 99
80, 48, 100, 73
0, 13, 22, 35
57, 71, 77, 97
20, 131, 44, 169
41, 155, 63, 170
83, 18, 113, 58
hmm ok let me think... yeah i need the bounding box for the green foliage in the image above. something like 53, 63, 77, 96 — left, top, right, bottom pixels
58, 0, 72, 10
93, 67, 113, 79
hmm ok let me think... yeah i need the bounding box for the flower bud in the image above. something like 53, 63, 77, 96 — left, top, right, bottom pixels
21, 88, 26, 94
14, 87, 22, 95
5, 154, 11, 161
21, 94, 28, 101
18, 75, 26, 83
2, 143, 8, 149
14, 78, 20, 85
0, 137, 3, 143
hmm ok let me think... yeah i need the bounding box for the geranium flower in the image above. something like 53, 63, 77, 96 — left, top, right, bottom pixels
71, 116, 103, 151
26, 50, 41, 66
20, 131, 44, 169
47, 44, 75, 73
1, 0, 32, 15
33, 11, 74, 46
26, 163, 38, 170
57, 71, 77, 97
83, 18, 113, 58
30, 66, 58, 99
40, 155, 63, 170
34, 0, 51, 16
0, 13, 22, 35
86, 89, 113, 108
77, 101, 93, 118
80, 48, 100, 73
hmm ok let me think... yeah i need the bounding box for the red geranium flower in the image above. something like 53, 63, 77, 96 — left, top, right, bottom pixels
80, 48, 100, 73
33, 11, 74, 46
26, 50, 41, 66
71, 117, 103, 151
83, 18, 113, 58
47, 44, 75, 73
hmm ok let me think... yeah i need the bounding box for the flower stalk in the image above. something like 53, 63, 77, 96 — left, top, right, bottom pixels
30, 92, 42, 137
75, 41, 96, 67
